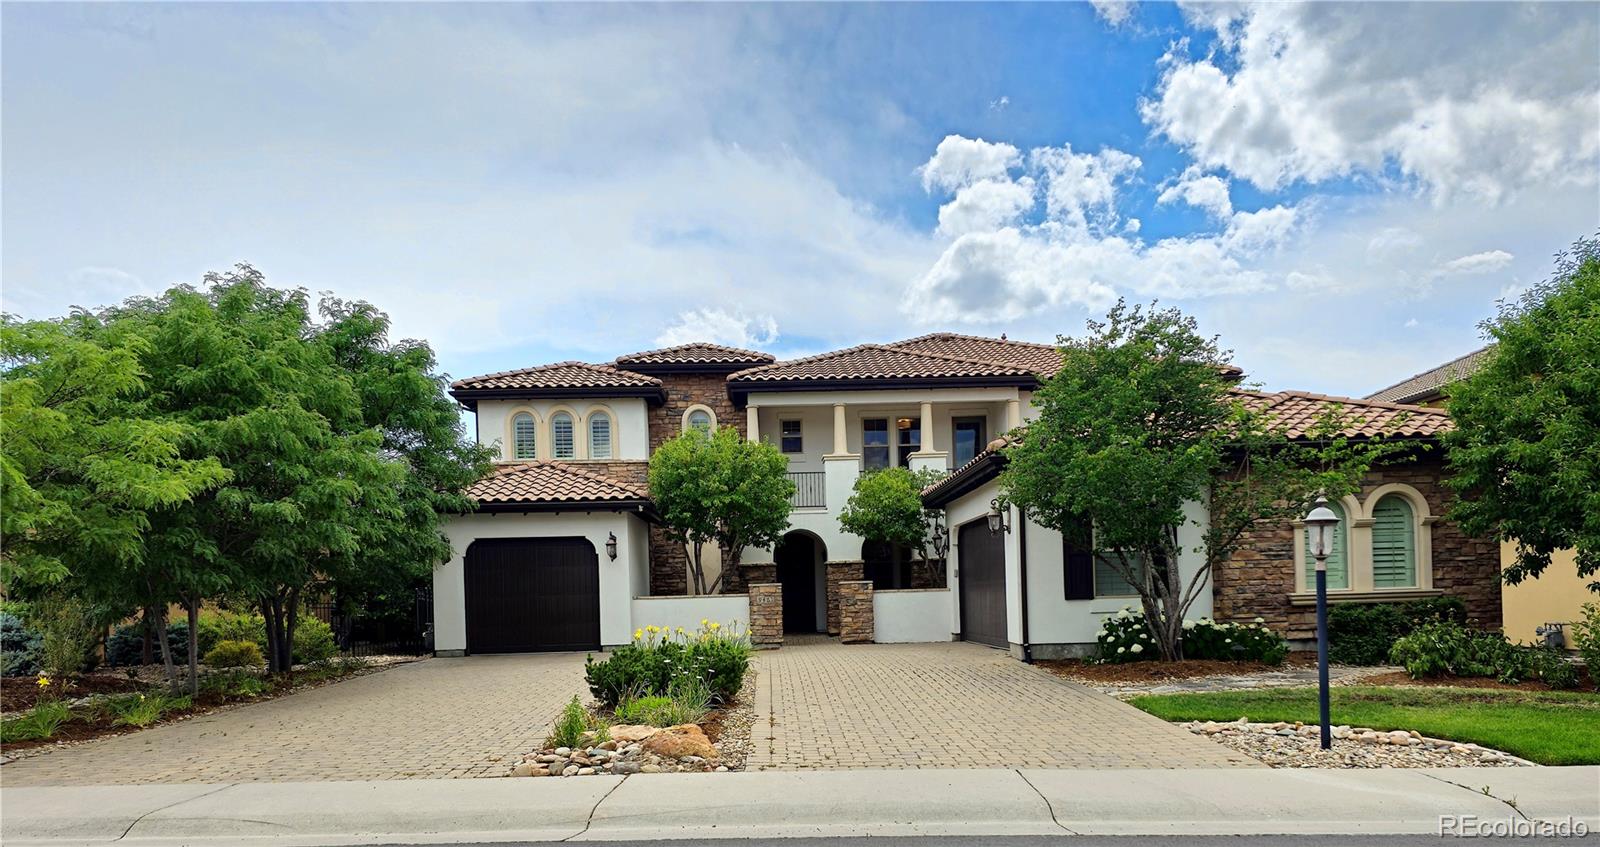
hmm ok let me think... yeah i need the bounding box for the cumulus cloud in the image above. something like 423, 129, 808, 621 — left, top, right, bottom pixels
919, 135, 1022, 192
936, 177, 1037, 238
1157, 165, 1233, 219
1438, 250, 1514, 275
1030, 145, 1141, 235
1143, 3, 1600, 203
1090, 0, 1134, 26
656, 308, 779, 349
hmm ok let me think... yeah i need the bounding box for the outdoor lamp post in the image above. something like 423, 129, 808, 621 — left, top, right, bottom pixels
1304, 495, 1340, 750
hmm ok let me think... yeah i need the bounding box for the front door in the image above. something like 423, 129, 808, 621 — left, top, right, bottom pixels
775, 533, 819, 632
958, 519, 1008, 649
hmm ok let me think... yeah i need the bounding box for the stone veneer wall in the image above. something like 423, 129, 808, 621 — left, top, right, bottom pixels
825, 561, 865, 635
645, 372, 747, 595
838, 580, 874, 644
1211, 457, 1501, 640
749, 583, 783, 649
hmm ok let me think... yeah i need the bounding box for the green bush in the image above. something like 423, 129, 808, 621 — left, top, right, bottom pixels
1, 613, 44, 677
1327, 596, 1467, 665
33, 595, 100, 679
204, 639, 265, 669
547, 696, 598, 749
584, 623, 751, 708
1390, 620, 1578, 687
200, 670, 271, 698
1093, 608, 1288, 665
614, 695, 676, 725
1570, 603, 1600, 692
197, 610, 267, 656
106, 692, 190, 728
292, 616, 338, 665
0, 701, 73, 742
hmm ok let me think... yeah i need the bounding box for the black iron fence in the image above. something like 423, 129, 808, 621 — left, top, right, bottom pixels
305, 585, 434, 657
787, 471, 826, 509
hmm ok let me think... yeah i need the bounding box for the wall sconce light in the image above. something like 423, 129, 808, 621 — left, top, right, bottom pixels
606, 532, 618, 561
986, 499, 1011, 535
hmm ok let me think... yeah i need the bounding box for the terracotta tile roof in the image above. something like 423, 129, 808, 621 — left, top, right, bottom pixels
1233, 390, 1454, 439
1365, 346, 1491, 404
450, 361, 661, 392
727, 344, 1036, 384
614, 342, 775, 367
466, 461, 650, 507
886, 332, 1065, 374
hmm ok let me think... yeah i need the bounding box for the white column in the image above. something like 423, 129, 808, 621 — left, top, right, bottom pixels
747, 405, 760, 443
919, 401, 935, 452
1006, 398, 1022, 430
832, 403, 848, 455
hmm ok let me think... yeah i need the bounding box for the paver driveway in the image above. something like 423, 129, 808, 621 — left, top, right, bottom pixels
1, 654, 588, 786
748, 638, 1259, 770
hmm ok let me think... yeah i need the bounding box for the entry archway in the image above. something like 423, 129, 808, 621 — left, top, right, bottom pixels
774, 530, 827, 633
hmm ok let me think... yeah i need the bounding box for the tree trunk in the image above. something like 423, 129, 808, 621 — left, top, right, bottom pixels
153, 609, 179, 695
141, 607, 154, 666
261, 597, 286, 674
687, 541, 706, 595
284, 587, 300, 677
185, 601, 200, 697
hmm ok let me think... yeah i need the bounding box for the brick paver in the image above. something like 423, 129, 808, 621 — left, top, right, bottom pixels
749, 638, 1259, 770
2, 654, 588, 786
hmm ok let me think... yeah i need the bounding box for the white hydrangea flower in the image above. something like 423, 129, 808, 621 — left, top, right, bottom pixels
1117, 609, 1133, 620
1117, 647, 1126, 654
1254, 617, 1266, 624
1182, 620, 1196, 630
1129, 643, 1144, 654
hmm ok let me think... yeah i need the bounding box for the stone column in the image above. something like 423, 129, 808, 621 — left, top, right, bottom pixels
1006, 398, 1022, 430
831, 403, 848, 454
749, 583, 783, 649
839, 580, 875, 644
919, 401, 935, 452
747, 405, 760, 443
825, 560, 865, 635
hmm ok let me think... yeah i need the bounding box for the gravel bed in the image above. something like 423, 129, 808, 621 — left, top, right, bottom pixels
1185, 718, 1533, 768
711, 668, 757, 769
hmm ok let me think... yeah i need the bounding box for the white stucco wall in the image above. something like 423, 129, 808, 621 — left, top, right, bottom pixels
873, 589, 954, 643
436, 510, 651, 653
630, 594, 751, 636
474, 398, 650, 461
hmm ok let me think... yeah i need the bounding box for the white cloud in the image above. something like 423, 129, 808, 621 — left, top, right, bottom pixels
1438, 250, 1514, 275
1144, 3, 1600, 202
1404, 318, 1419, 328
1090, 0, 1134, 27
936, 177, 1036, 237
989, 95, 1010, 111
1030, 145, 1141, 235
918, 135, 1022, 192
1157, 165, 1233, 218
656, 308, 779, 349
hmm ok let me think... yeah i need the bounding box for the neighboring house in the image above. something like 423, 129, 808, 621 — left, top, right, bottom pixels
433, 334, 1501, 660
1367, 347, 1588, 647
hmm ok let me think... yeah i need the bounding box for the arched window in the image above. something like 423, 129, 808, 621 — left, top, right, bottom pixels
686, 408, 713, 434
1302, 500, 1348, 590
1371, 495, 1417, 587
511, 412, 537, 460
551, 412, 575, 459
588, 413, 613, 459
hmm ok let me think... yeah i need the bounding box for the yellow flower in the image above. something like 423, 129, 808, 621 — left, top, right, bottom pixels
36, 674, 50, 689
709, 622, 721, 631
634, 629, 643, 640
700, 618, 709, 627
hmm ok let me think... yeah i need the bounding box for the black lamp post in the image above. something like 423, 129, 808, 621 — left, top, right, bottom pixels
1304, 495, 1340, 750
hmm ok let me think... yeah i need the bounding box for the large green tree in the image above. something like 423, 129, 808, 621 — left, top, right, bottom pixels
1446, 235, 1600, 592
838, 467, 949, 584
648, 426, 794, 594
1000, 301, 1402, 660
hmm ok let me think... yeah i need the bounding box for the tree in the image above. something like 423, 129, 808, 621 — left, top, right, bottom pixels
1446, 235, 1600, 592
648, 426, 794, 594
1000, 301, 1401, 660
838, 467, 949, 585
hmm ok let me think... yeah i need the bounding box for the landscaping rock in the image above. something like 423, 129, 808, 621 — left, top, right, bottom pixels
1181, 719, 1531, 769
641, 724, 718, 760
608, 724, 660, 743
612, 761, 642, 775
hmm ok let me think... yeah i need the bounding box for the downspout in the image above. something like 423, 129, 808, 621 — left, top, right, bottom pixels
1018, 505, 1033, 663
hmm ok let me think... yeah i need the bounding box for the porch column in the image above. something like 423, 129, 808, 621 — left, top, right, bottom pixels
747, 405, 760, 442
919, 401, 935, 452
831, 403, 848, 454
1006, 398, 1022, 430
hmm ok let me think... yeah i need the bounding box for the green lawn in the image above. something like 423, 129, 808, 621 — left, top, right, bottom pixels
1127, 685, 1600, 766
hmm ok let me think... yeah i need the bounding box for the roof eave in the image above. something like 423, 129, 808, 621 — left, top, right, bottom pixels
728, 374, 1039, 402
473, 498, 660, 521
921, 451, 1008, 508
449, 385, 668, 407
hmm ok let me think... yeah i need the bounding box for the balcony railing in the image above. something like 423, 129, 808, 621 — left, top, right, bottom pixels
787, 471, 826, 509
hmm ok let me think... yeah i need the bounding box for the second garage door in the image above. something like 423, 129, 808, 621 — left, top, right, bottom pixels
464, 537, 600, 653
958, 519, 1009, 649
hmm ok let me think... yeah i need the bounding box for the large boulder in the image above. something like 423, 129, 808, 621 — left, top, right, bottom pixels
641, 724, 718, 760
608, 724, 661, 743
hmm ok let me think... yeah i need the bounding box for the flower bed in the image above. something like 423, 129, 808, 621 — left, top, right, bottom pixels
1094, 607, 1289, 665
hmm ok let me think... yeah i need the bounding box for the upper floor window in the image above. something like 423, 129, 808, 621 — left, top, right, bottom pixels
862, 418, 889, 470
683, 404, 716, 435
1371, 495, 1417, 588
896, 417, 920, 466
511, 412, 537, 460
953, 417, 986, 467
551, 412, 575, 459
1302, 500, 1349, 590
588, 413, 613, 459
779, 419, 803, 454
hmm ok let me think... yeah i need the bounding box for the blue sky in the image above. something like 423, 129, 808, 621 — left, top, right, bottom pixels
4, 2, 1596, 396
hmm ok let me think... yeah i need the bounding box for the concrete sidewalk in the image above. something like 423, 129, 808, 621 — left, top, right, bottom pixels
4, 768, 1596, 845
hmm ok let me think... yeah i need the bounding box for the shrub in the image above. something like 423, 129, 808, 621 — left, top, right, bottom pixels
0, 701, 73, 742
1389, 619, 1577, 686
33, 595, 100, 679
1570, 602, 1600, 692
547, 696, 596, 749
106, 618, 196, 668
1093, 608, 1288, 665
107, 692, 190, 728
204, 639, 265, 669
1327, 597, 1467, 665
614, 695, 676, 725
0, 613, 44, 677
196, 610, 267, 657
201, 670, 271, 698
292, 616, 338, 665
585, 622, 751, 707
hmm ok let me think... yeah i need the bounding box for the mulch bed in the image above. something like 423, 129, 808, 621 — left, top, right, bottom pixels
1359, 670, 1596, 692
1038, 655, 1314, 684
2, 674, 145, 713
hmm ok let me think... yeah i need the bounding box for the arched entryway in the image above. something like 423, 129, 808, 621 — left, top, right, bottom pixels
774, 530, 826, 633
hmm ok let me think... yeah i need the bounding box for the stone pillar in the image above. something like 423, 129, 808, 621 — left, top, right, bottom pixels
1006, 398, 1022, 430
749, 583, 783, 649
839, 580, 874, 644
825, 560, 865, 635
831, 403, 848, 454
741, 563, 776, 587
747, 405, 760, 442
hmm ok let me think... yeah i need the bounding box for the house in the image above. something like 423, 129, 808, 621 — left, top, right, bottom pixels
432, 334, 1502, 659
1368, 346, 1588, 647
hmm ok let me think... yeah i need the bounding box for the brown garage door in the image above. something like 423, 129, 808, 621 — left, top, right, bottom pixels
464, 537, 600, 653
958, 519, 1008, 649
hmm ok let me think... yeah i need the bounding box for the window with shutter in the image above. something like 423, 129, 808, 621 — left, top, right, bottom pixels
511, 412, 537, 459
588, 414, 612, 459
1303, 500, 1349, 590
552, 412, 575, 459
1063, 517, 1094, 600
1371, 495, 1417, 587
